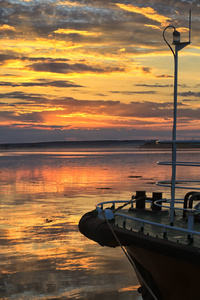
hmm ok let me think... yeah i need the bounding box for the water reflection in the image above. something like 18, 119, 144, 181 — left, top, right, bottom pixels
1, 149, 199, 299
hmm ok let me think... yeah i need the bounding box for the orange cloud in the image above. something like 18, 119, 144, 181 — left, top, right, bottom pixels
145, 24, 162, 31
178, 27, 189, 33
54, 29, 102, 37
116, 4, 171, 27
58, 0, 84, 7
0, 24, 16, 31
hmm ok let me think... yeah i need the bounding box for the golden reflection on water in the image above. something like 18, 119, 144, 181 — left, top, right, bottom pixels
1, 149, 199, 299
0, 150, 172, 197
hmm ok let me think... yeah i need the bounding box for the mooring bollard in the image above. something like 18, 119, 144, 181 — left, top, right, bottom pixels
136, 191, 146, 209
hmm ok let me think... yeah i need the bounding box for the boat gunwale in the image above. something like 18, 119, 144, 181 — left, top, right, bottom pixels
96, 198, 200, 243
79, 211, 200, 265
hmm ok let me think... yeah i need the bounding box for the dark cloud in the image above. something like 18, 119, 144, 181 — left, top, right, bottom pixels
136, 66, 152, 74
141, 67, 151, 74
155, 74, 173, 78
182, 99, 198, 102
135, 83, 189, 88
0, 53, 18, 64
0, 54, 70, 65
179, 91, 200, 97
134, 67, 174, 79
0, 90, 199, 121
21, 57, 70, 62
11, 124, 68, 130
0, 79, 84, 88
28, 62, 125, 74
109, 90, 156, 95
95, 93, 107, 97
0, 94, 175, 122
178, 84, 189, 88
135, 83, 173, 88
0, 91, 49, 102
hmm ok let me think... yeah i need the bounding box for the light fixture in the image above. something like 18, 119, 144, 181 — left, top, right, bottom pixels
173, 29, 180, 45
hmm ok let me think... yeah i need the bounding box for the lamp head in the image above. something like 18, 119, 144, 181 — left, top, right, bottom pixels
173, 29, 180, 44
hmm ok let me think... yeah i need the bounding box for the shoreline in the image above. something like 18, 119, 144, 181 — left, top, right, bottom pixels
0, 139, 147, 150
0, 139, 200, 150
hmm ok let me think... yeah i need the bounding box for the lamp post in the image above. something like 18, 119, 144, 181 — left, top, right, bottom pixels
163, 12, 191, 226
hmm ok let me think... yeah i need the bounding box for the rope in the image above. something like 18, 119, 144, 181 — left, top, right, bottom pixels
104, 212, 159, 300
113, 196, 145, 213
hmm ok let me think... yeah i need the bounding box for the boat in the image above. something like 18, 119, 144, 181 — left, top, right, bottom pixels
79, 12, 200, 300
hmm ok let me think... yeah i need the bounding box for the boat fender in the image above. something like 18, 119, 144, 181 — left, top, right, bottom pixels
104, 209, 114, 221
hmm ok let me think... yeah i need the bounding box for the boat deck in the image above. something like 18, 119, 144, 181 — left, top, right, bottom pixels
114, 207, 200, 247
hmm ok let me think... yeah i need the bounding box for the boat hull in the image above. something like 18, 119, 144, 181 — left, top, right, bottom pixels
126, 244, 200, 300
79, 211, 200, 300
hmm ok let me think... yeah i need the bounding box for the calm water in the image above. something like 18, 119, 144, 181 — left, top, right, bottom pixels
0, 148, 200, 299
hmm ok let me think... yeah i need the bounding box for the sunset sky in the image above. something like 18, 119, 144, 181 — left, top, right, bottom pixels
0, 0, 199, 143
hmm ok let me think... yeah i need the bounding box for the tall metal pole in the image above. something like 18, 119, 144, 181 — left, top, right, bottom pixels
163, 11, 191, 226
170, 46, 178, 226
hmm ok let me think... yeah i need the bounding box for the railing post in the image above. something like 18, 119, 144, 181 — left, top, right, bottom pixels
187, 209, 195, 243
97, 206, 101, 216
140, 222, 144, 233
163, 227, 167, 238
123, 217, 126, 228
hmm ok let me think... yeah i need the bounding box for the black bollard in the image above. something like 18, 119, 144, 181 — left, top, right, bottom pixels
136, 191, 146, 209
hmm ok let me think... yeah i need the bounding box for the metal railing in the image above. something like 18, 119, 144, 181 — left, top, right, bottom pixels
114, 212, 200, 242
96, 198, 200, 244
